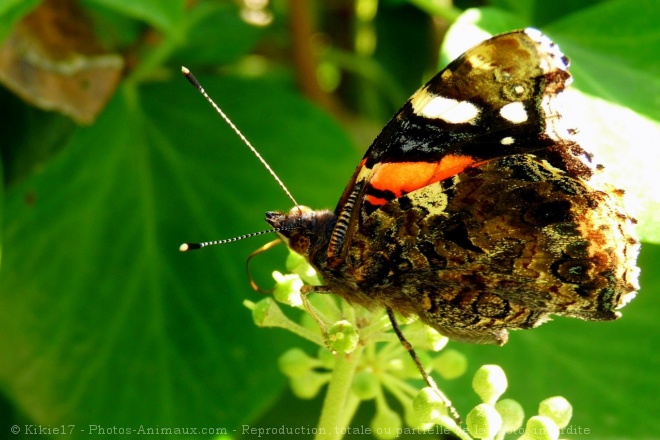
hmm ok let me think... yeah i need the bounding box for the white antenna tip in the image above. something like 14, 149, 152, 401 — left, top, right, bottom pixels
180, 242, 203, 251
181, 66, 189, 75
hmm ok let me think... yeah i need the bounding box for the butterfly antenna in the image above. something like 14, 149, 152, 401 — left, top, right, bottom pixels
181, 66, 298, 207
180, 228, 287, 252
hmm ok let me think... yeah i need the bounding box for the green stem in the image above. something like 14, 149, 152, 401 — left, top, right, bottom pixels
279, 320, 325, 347
337, 391, 361, 429
244, 299, 325, 346
314, 347, 364, 440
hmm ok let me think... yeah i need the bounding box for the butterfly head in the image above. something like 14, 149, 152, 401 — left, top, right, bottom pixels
265, 206, 336, 260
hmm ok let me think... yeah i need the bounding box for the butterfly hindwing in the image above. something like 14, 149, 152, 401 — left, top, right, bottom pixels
349, 153, 638, 344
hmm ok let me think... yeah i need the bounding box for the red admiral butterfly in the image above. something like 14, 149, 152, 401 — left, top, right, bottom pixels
260, 28, 639, 345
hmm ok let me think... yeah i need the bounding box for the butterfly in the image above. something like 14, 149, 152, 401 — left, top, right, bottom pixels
261, 28, 640, 346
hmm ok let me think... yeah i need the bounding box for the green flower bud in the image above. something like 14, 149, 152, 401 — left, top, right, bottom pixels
249, 297, 288, 327
466, 403, 502, 439
495, 398, 525, 433
371, 407, 401, 440
326, 320, 359, 353
538, 396, 572, 429
412, 387, 448, 424
433, 349, 468, 380
289, 370, 329, 400
473, 364, 507, 404
351, 370, 379, 400
404, 405, 434, 431
278, 348, 318, 378
272, 271, 303, 307
522, 415, 559, 440
286, 251, 322, 285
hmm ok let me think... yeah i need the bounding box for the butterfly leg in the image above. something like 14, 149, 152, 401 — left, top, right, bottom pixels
386, 307, 461, 424
301, 285, 331, 339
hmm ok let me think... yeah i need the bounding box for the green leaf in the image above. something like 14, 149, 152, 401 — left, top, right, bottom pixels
170, 3, 265, 66
0, 74, 357, 430
0, 88, 76, 187
82, 1, 146, 49
492, 0, 610, 27
488, 0, 536, 23
85, 0, 185, 34
547, 0, 660, 117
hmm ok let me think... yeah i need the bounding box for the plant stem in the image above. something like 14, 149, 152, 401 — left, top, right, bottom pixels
314, 346, 364, 440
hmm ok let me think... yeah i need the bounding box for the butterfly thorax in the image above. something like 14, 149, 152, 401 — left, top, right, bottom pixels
266, 206, 386, 308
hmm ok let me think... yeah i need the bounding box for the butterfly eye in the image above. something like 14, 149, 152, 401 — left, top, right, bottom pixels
289, 234, 312, 256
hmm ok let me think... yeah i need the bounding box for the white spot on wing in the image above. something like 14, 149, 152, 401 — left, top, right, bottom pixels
411, 91, 480, 124
500, 102, 528, 124
512, 84, 525, 95
500, 136, 515, 145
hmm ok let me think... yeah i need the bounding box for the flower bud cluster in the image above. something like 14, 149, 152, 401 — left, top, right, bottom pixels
445, 364, 572, 440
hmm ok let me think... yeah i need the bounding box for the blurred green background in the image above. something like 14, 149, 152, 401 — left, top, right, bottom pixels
0, 0, 658, 439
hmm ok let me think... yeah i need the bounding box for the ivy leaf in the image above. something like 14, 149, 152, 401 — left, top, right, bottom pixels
85, 0, 186, 33
0, 74, 356, 429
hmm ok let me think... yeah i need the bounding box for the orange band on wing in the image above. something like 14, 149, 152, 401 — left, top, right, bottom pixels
366, 194, 389, 206
369, 155, 482, 205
